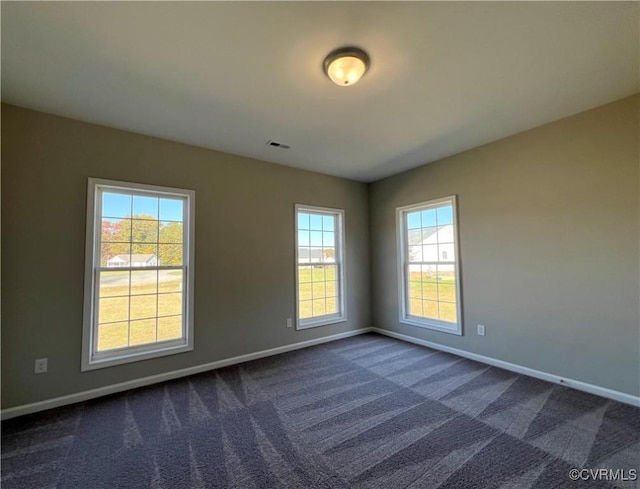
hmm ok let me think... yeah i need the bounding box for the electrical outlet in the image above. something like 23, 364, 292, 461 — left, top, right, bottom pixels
34, 358, 48, 374
477, 324, 486, 336
286, 318, 292, 328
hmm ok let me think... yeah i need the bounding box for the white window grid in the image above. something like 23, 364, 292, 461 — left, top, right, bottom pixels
397, 196, 462, 335
82, 178, 195, 370
295, 204, 346, 330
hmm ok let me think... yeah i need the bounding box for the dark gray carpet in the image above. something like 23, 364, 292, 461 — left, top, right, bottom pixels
2, 333, 639, 488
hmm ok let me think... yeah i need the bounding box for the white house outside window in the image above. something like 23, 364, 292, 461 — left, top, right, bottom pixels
397, 196, 462, 335
82, 178, 195, 370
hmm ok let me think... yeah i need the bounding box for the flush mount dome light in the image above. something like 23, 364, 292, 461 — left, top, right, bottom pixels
323, 47, 370, 87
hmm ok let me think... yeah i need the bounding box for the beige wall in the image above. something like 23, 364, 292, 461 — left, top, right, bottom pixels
3, 95, 638, 410
1, 104, 371, 409
370, 95, 640, 396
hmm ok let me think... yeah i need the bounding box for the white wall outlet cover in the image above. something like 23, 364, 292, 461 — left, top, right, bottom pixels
34, 358, 48, 373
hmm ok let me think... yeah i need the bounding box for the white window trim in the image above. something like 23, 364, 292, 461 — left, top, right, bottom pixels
295, 204, 347, 330
82, 178, 195, 371
396, 195, 463, 335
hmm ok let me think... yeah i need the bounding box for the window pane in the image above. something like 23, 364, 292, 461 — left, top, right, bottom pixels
422, 281, 437, 300
322, 247, 335, 263
310, 248, 323, 264
312, 282, 326, 299
102, 244, 130, 268
99, 271, 130, 298
299, 300, 312, 319
102, 218, 131, 242
298, 213, 310, 230
159, 198, 183, 222
326, 297, 337, 315
437, 264, 456, 281
298, 230, 309, 246
408, 264, 421, 282
131, 270, 157, 295
407, 229, 422, 246
132, 219, 158, 243
439, 302, 457, 323
421, 226, 438, 244
130, 319, 157, 346
309, 265, 325, 282
409, 281, 422, 299
99, 296, 129, 323
102, 192, 131, 218
322, 215, 335, 231
423, 300, 439, 319
436, 205, 453, 225
158, 244, 182, 266
421, 209, 437, 227
298, 247, 311, 264
439, 243, 455, 261
409, 297, 422, 316
423, 244, 438, 262
326, 280, 337, 297
409, 245, 423, 262
438, 281, 457, 303
310, 231, 322, 247
437, 226, 455, 244
309, 214, 323, 230
133, 195, 159, 219
97, 322, 129, 351
130, 294, 157, 320
422, 264, 437, 282
131, 244, 158, 267
159, 293, 182, 317
326, 265, 337, 282
159, 222, 183, 244
299, 281, 312, 301
159, 270, 183, 293
298, 265, 312, 284
322, 231, 335, 247
407, 211, 421, 229
312, 300, 326, 316
158, 315, 182, 341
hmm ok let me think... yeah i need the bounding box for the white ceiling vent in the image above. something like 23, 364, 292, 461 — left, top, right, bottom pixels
266, 140, 290, 149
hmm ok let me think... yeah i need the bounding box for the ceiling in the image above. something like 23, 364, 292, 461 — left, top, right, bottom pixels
2, 2, 638, 182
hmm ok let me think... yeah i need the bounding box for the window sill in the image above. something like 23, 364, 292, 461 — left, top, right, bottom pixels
82, 341, 193, 371
400, 316, 462, 336
296, 316, 347, 331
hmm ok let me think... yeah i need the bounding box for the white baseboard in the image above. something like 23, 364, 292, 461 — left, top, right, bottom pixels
372, 328, 640, 407
1, 328, 374, 420
6, 326, 635, 420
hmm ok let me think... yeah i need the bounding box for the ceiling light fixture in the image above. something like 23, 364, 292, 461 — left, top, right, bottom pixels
323, 47, 370, 87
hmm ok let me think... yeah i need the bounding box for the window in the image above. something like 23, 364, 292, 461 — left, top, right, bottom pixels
82, 178, 195, 370
397, 196, 462, 335
295, 205, 346, 329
